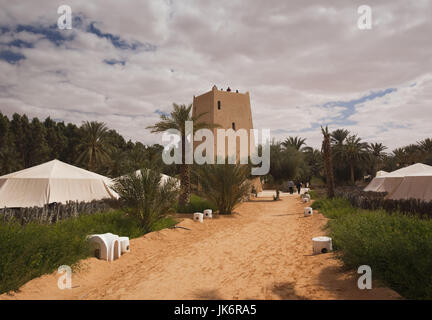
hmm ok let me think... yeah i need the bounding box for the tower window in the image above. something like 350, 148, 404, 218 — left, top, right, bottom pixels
217, 101, 221, 110
232, 122, 235, 130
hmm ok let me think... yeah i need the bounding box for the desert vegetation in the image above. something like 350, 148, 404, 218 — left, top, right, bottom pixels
0, 211, 176, 294
313, 196, 432, 299
2, 105, 432, 298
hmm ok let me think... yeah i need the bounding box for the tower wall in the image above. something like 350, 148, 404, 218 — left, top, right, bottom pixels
192, 86, 255, 160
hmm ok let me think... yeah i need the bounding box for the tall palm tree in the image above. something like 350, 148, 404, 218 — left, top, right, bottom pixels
282, 136, 307, 151
321, 126, 335, 198
147, 103, 219, 207
334, 135, 369, 184
76, 121, 111, 172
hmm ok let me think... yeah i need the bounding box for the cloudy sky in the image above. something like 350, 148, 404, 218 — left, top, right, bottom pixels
0, 0, 431, 150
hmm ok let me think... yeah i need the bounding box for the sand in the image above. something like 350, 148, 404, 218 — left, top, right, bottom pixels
1, 195, 400, 300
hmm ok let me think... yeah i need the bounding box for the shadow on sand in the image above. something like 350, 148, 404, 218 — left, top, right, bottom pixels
316, 264, 399, 300
193, 288, 224, 300
271, 281, 308, 300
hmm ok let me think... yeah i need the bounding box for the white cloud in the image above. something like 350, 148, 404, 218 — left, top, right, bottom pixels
0, 0, 431, 149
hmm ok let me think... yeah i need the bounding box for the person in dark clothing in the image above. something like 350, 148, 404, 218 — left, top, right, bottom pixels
296, 182, 302, 194
288, 180, 294, 194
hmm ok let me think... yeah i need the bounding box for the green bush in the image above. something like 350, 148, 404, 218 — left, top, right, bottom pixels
176, 194, 217, 213
113, 169, 179, 232
195, 163, 251, 214
317, 197, 432, 299
0, 211, 176, 294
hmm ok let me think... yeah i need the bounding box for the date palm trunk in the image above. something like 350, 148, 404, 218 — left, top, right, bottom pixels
179, 164, 191, 207
178, 134, 191, 207
322, 132, 335, 198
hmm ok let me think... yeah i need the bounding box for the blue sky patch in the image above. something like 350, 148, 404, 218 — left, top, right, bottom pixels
0, 50, 25, 64
104, 59, 126, 66
7, 39, 34, 48
87, 22, 156, 51
15, 24, 74, 46
321, 87, 397, 124
155, 109, 169, 117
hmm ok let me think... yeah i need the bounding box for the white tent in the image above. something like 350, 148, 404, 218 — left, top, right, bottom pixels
119, 169, 180, 188
0, 159, 118, 208
388, 172, 432, 202
364, 163, 432, 195
376, 170, 388, 177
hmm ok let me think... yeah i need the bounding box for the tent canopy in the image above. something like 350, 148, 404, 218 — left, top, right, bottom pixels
388, 172, 432, 202
119, 169, 180, 188
0, 159, 118, 208
376, 170, 388, 177
364, 163, 432, 194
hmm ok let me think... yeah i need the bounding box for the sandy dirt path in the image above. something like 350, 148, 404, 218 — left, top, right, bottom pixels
1, 195, 400, 300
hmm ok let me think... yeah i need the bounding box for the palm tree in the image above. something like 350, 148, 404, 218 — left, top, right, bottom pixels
369, 142, 387, 158
330, 129, 349, 145
282, 136, 307, 151
405, 144, 423, 164
392, 147, 407, 167
418, 138, 432, 158
303, 147, 323, 177
147, 103, 219, 207
321, 126, 335, 198
76, 121, 111, 172
334, 135, 369, 184
113, 169, 179, 232
196, 162, 250, 214
369, 142, 388, 173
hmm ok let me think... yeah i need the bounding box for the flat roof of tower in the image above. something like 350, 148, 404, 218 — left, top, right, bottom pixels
194, 85, 249, 98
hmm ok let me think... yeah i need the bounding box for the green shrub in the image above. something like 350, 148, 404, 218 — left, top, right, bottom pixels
176, 194, 217, 213
151, 216, 177, 231
195, 163, 250, 214
317, 197, 432, 299
0, 211, 176, 294
113, 169, 179, 232
312, 198, 354, 219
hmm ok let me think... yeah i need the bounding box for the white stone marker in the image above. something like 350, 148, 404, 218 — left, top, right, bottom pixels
304, 207, 313, 217
193, 212, 204, 222
203, 209, 213, 219
312, 236, 332, 255
119, 236, 130, 253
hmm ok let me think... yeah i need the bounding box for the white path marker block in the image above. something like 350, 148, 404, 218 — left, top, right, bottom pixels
312, 236, 332, 255
203, 209, 213, 219
302, 197, 309, 203
193, 212, 204, 222
304, 207, 313, 217
119, 236, 130, 254
87, 233, 121, 261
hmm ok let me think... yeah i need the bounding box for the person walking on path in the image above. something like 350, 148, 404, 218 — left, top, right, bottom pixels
296, 182, 302, 194
288, 181, 294, 194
